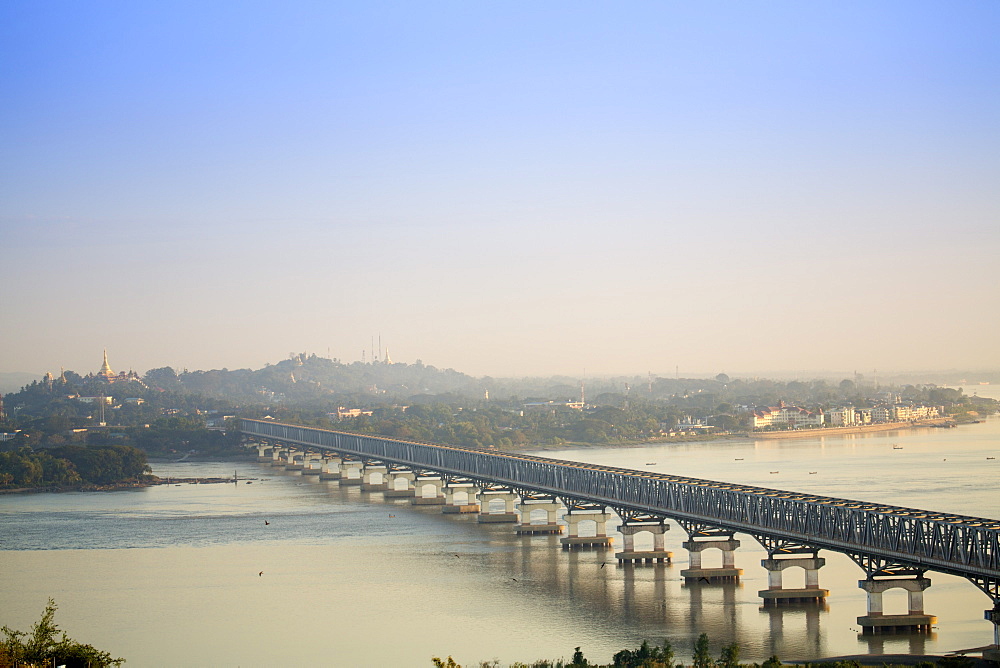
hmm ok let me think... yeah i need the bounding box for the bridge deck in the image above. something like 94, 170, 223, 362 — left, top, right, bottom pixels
242, 419, 1000, 590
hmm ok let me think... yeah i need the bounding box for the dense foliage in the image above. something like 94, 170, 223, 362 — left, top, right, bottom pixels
0, 445, 150, 488
0, 599, 123, 667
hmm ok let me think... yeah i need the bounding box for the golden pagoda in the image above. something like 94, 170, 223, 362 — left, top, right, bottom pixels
97, 349, 116, 381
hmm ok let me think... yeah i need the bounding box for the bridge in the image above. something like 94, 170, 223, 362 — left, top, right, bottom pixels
241, 419, 1000, 653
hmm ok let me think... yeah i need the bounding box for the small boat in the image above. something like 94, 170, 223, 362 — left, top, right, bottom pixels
769, 471, 779, 474
988, 457, 996, 460
893, 445, 903, 450
734, 458, 744, 461
645, 462, 657, 466
808, 471, 817, 474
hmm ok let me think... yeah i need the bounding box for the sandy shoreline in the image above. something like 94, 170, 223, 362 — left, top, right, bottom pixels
0, 476, 245, 495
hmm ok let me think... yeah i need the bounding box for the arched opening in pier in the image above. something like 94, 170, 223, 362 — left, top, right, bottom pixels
416, 482, 440, 498
780, 566, 806, 589
881, 588, 914, 616
390, 476, 410, 491
451, 490, 470, 505
628, 530, 655, 552
695, 548, 723, 569
525, 508, 550, 525
484, 498, 506, 513
572, 518, 599, 537
365, 471, 384, 485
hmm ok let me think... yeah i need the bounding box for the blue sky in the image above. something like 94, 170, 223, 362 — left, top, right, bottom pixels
2, 1, 998, 378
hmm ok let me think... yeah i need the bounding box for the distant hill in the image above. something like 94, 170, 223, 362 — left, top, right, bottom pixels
146, 354, 485, 405
0, 372, 41, 394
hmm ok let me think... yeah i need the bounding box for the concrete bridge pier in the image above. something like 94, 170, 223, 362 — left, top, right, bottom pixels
615, 522, 672, 564
857, 577, 936, 634
516, 500, 563, 535
338, 459, 364, 485
477, 492, 518, 523
319, 455, 342, 480
442, 485, 480, 514
301, 453, 323, 475
412, 477, 446, 505
269, 446, 287, 466
360, 464, 388, 491
284, 451, 304, 471
560, 511, 613, 549
383, 470, 416, 497
254, 443, 272, 463
680, 537, 742, 582
984, 603, 1000, 663
759, 557, 828, 604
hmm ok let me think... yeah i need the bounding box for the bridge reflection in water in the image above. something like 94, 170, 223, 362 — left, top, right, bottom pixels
241, 419, 1000, 657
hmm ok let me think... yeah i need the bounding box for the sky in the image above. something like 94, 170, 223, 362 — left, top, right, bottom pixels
2, 1, 998, 379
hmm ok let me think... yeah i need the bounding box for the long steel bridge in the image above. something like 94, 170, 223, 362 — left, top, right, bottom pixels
241, 418, 1000, 636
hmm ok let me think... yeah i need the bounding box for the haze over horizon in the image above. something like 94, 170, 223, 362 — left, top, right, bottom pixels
3, 2, 998, 379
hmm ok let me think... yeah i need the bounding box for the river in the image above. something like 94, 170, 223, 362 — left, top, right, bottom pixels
2, 388, 997, 667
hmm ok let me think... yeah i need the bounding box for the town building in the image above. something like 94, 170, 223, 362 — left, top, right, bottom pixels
329, 407, 374, 421
751, 402, 824, 429
77, 396, 113, 405
872, 406, 893, 422
826, 407, 857, 427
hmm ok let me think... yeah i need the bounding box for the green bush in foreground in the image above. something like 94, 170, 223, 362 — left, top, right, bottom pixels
0, 599, 123, 668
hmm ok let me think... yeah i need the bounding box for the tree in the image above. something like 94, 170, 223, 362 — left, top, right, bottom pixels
715, 373, 730, 383
431, 657, 462, 668
718, 642, 740, 668
570, 646, 588, 666
0, 598, 124, 667
612, 639, 674, 668
692, 633, 712, 668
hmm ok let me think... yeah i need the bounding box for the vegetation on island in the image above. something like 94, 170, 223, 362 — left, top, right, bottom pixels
0, 444, 151, 489
0, 598, 123, 667
431, 634, 974, 668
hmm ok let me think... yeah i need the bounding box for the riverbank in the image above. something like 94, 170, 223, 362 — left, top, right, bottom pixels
809, 654, 996, 667
748, 418, 957, 440
0, 476, 246, 495
749, 418, 959, 440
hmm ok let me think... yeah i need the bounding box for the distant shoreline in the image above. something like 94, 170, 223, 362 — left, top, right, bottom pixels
0, 476, 241, 495
748, 417, 960, 440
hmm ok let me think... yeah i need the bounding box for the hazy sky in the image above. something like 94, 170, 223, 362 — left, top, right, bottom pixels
3, 2, 998, 378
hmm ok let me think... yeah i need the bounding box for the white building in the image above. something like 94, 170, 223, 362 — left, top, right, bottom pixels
77, 396, 113, 405
751, 402, 824, 429
826, 407, 857, 427
893, 404, 940, 421
872, 405, 893, 422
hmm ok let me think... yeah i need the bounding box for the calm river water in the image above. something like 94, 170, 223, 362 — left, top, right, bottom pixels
2, 388, 998, 667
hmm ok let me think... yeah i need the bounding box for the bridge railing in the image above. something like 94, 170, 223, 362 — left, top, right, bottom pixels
241, 419, 1000, 581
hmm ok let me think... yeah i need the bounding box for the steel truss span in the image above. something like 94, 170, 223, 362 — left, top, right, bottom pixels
242, 419, 1000, 596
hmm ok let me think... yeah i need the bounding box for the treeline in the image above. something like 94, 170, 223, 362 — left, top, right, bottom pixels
0, 445, 151, 488
432, 634, 974, 668
329, 400, 688, 448
4, 354, 993, 455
